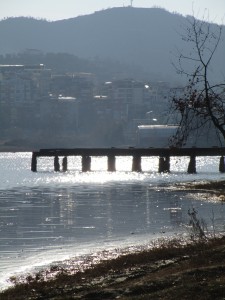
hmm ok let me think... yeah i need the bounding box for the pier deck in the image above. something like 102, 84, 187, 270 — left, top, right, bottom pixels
34, 147, 225, 157
31, 147, 225, 173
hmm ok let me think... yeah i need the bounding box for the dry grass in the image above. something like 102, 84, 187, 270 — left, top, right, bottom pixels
1, 236, 225, 300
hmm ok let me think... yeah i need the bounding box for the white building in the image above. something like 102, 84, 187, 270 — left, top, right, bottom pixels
0, 64, 51, 104
137, 125, 178, 147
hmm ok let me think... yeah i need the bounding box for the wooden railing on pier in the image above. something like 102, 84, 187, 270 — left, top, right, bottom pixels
31, 147, 225, 174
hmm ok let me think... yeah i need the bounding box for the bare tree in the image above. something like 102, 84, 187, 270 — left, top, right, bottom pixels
170, 16, 225, 147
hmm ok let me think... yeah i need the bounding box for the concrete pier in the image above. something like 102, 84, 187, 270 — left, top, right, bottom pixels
62, 156, 68, 172
54, 156, 60, 172
187, 155, 196, 174
31, 147, 225, 173
164, 156, 170, 173
158, 156, 170, 173
107, 155, 116, 172
132, 155, 142, 172
31, 153, 37, 172
219, 156, 225, 173
82, 156, 91, 172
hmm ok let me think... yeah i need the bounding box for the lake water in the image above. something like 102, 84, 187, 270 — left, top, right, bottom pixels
1, 152, 225, 289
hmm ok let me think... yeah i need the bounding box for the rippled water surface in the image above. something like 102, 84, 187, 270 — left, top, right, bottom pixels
1, 152, 225, 289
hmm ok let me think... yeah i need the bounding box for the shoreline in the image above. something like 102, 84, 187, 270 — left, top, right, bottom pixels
1, 180, 225, 299
174, 179, 225, 200
1, 235, 225, 300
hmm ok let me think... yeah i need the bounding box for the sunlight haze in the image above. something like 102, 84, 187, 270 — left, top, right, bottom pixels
1, 0, 224, 24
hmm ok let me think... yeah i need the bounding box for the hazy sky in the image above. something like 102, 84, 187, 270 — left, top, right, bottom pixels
1, 0, 224, 24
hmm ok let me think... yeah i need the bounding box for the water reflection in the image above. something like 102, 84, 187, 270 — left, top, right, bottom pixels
1, 153, 225, 289
1, 183, 225, 256
0, 184, 225, 291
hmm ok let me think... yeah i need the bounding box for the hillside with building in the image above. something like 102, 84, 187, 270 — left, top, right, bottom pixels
0, 8, 224, 83
0, 62, 221, 149
0, 7, 224, 149
0, 63, 175, 149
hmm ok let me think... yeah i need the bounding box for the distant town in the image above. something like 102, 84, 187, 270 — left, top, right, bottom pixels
0, 63, 178, 149
0, 7, 223, 150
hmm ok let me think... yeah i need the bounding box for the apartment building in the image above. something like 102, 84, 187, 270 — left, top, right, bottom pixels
0, 64, 51, 104
51, 72, 95, 100
0, 64, 51, 128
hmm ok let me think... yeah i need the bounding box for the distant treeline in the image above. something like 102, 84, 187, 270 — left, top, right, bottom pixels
0, 52, 143, 80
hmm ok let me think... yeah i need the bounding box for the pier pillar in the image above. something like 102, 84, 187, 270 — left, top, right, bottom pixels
54, 155, 60, 172
62, 156, 68, 172
107, 155, 116, 172
219, 156, 225, 173
82, 156, 91, 172
164, 156, 170, 173
31, 153, 37, 172
158, 157, 164, 173
158, 156, 170, 173
187, 155, 196, 174
132, 155, 142, 172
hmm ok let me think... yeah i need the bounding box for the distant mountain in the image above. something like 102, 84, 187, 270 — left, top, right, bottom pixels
0, 7, 224, 82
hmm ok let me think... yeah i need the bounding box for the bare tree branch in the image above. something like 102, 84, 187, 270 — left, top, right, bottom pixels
170, 16, 224, 147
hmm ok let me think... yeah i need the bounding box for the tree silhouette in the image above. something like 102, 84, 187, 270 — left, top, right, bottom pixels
170, 16, 225, 147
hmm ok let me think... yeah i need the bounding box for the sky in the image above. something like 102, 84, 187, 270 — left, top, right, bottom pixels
0, 0, 224, 24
